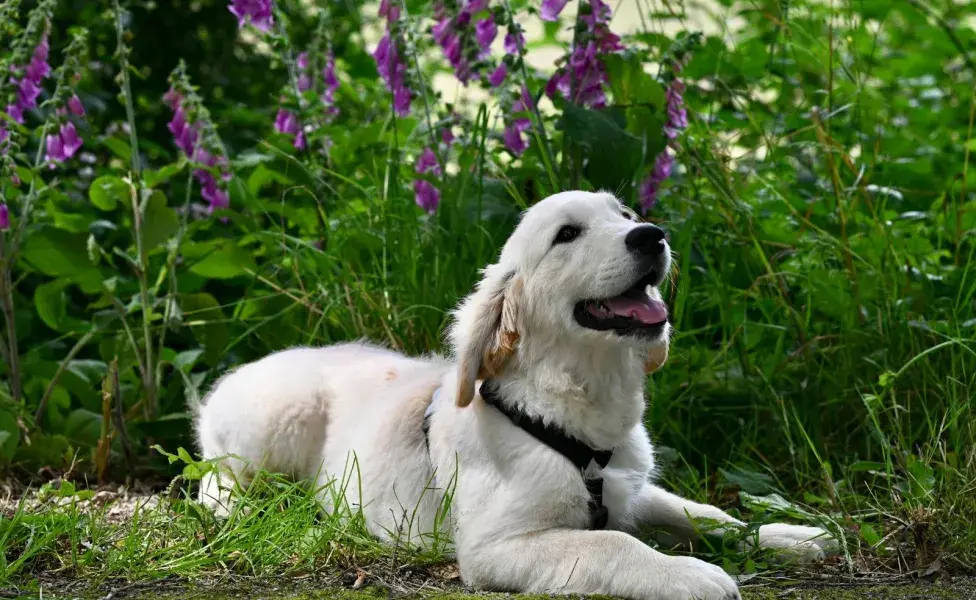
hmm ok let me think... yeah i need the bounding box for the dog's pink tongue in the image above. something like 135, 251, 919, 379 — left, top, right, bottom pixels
604, 297, 668, 324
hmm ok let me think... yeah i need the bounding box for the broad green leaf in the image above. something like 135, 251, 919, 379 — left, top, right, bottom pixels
14, 433, 70, 469
34, 280, 67, 331
604, 54, 666, 107
188, 240, 257, 280
173, 349, 204, 372
561, 103, 644, 193
20, 226, 103, 293
88, 175, 130, 211
64, 409, 102, 447
144, 160, 187, 188
101, 137, 131, 161
142, 191, 180, 251
860, 522, 882, 547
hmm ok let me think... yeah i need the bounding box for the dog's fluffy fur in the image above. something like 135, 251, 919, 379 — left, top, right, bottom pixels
194, 191, 837, 600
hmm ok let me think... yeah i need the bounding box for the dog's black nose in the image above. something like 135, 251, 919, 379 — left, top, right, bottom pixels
625, 224, 666, 256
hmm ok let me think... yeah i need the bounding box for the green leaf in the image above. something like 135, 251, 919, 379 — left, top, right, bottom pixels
188, 240, 257, 280
144, 160, 186, 188
177, 447, 195, 465
173, 349, 204, 373
860, 522, 882, 547
719, 466, 777, 495
142, 191, 180, 251
179, 293, 228, 365
88, 175, 130, 211
101, 137, 132, 161
848, 460, 887, 473
15, 433, 70, 469
20, 226, 103, 294
64, 409, 102, 447
604, 54, 667, 107
561, 103, 644, 193
34, 280, 68, 331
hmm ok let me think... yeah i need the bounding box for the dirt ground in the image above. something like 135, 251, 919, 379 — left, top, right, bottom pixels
7, 572, 975, 600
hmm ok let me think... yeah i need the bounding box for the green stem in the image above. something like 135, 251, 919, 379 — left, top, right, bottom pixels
502, 0, 559, 193
115, 0, 156, 419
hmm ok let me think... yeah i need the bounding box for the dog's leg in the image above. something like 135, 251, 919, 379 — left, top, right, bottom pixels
631, 484, 839, 563
461, 528, 739, 600
197, 457, 252, 518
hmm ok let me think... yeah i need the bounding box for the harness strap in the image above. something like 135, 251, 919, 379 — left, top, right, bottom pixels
478, 379, 614, 530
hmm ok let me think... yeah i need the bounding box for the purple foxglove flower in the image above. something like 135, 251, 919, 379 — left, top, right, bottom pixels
45, 130, 66, 164
432, 18, 452, 45
663, 79, 688, 139
581, 0, 612, 26
413, 179, 440, 214
445, 35, 463, 66
596, 30, 624, 53
503, 121, 528, 156
294, 130, 306, 150
540, 0, 569, 21
297, 73, 312, 93
373, 35, 393, 82
199, 172, 230, 211
0, 204, 9, 230
177, 125, 199, 156
193, 147, 213, 166
228, 0, 273, 30
228, 0, 274, 31
17, 78, 43, 110
67, 94, 85, 116
7, 35, 52, 125
274, 109, 300, 135
5, 104, 23, 125
512, 86, 533, 114
639, 151, 676, 213
504, 30, 525, 54
466, 0, 490, 13
25, 36, 51, 82
488, 63, 507, 87
163, 87, 182, 109
379, 0, 401, 21
416, 147, 441, 175
393, 83, 412, 116
322, 51, 339, 106
475, 18, 497, 53
59, 122, 83, 158
168, 107, 199, 155
297, 52, 309, 70
442, 127, 454, 145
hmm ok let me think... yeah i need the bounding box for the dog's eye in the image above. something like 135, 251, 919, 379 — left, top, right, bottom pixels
621, 211, 634, 221
553, 225, 582, 245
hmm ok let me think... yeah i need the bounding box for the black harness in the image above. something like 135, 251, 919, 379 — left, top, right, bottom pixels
422, 379, 614, 530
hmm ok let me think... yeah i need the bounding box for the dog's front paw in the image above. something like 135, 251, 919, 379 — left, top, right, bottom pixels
751, 523, 840, 564
660, 556, 740, 600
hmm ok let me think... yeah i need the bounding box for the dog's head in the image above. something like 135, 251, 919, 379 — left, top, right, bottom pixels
450, 191, 673, 407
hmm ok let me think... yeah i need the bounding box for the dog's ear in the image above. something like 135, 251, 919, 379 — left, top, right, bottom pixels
451, 264, 524, 408
644, 341, 669, 374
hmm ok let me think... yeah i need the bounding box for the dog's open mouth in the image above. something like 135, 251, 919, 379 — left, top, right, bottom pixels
573, 272, 668, 338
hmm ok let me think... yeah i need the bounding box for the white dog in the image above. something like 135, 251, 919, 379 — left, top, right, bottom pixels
194, 191, 838, 600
